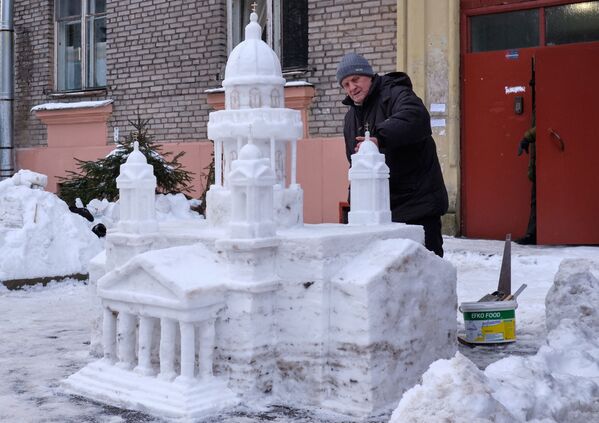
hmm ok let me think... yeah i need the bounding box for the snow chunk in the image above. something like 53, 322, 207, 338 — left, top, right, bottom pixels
0, 177, 103, 281
85, 193, 203, 230
392, 318, 599, 423
486, 319, 599, 422
155, 193, 204, 221
390, 352, 514, 423
545, 258, 599, 332
0, 169, 48, 189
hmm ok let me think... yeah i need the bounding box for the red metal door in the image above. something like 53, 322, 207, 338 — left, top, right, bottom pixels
462, 48, 537, 239
535, 42, 599, 244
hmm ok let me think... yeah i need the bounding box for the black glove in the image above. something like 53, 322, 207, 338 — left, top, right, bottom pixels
518, 138, 529, 156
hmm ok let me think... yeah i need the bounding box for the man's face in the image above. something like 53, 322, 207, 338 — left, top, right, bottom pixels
341, 75, 372, 105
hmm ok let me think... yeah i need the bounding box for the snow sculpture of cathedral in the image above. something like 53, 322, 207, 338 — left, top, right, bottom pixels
64, 12, 458, 423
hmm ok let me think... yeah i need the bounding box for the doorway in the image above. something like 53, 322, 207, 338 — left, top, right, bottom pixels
461, 0, 599, 244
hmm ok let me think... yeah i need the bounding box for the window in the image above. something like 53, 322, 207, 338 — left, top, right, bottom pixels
470, 9, 539, 53
469, 1, 599, 53
227, 0, 308, 72
546, 1, 599, 46
55, 0, 106, 91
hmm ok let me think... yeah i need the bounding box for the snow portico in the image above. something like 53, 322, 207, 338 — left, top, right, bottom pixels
63, 12, 458, 422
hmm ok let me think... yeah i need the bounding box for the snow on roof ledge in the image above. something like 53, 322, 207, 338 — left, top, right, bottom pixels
31, 99, 114, 113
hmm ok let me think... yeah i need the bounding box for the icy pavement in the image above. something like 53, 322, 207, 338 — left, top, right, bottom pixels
1, 237, 597, 422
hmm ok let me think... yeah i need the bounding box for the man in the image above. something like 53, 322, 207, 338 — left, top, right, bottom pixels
337, 52, 448, 256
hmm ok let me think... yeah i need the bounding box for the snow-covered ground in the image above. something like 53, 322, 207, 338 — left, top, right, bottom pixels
1, 174, 598, 422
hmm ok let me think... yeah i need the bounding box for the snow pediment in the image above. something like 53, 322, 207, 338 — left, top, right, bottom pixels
116, 166, 156, 184
349, 159, 389, 176
229, 159, 275, 186
98, 243, 228, 308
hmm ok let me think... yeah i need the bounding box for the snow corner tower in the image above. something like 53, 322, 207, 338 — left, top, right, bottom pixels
348, 131, 392, 225
206, 11, 304, 229
115, 141, 158, 234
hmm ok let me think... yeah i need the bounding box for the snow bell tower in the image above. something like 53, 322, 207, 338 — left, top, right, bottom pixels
348, 131, 392, 225
116, 141, 158, 234
206, 10, 304, 229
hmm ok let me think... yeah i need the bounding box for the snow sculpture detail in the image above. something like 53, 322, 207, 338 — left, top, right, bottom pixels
348, 130, 392, 225
115, 141, 158, 234
229, 143, 276, 239
206, 12, 303, 229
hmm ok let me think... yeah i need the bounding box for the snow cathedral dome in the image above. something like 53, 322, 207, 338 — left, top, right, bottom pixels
222, 12, 285, 110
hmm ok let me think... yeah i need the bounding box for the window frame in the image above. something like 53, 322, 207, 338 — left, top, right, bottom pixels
463, 0, 599, 53
226, 0, 308, 74
227, 0, 276, 53
54, 0, 107, 92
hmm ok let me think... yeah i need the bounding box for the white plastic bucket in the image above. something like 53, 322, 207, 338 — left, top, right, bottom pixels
459, 300, 518, 344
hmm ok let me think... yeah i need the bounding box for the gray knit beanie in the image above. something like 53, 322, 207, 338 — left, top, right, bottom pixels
336, 53, 374, 85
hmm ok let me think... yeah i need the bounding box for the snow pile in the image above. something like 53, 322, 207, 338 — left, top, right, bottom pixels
86, 193, 203, 229
390, 257, 599, 423
0, 170, 202, 282
545, 258, 599, 332
486, 319, 599, 423
0, 171, 103, 281
155, 193, 203, 221
389, 353, 514, 423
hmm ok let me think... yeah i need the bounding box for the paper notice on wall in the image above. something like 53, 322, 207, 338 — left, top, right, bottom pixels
431, 119, 446, 128
430, 103, 446, 113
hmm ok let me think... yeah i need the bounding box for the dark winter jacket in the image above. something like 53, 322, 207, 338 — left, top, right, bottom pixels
342, 72, 448, 222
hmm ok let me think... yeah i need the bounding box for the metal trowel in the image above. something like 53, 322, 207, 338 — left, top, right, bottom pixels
478, 234, 511, 302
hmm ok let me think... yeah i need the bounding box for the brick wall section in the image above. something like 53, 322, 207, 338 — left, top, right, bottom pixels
307, 0, 397, 137
107, 0, 227, 142
13, 0, 53, 147
13, 0, 227, 148
13, 0, 394, 147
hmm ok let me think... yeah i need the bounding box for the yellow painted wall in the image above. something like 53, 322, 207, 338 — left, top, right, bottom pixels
396, 0, 460, 234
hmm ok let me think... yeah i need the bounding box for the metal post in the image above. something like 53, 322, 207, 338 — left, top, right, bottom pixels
0, 0, 14, 180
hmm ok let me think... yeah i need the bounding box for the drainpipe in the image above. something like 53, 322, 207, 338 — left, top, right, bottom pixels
0, 0, 14, 180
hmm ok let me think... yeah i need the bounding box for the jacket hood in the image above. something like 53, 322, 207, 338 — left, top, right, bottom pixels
381, 71, 413, 90
342, 72, 413, 106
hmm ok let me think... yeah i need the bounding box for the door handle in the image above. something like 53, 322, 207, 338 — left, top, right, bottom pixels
548, 128, 565, 152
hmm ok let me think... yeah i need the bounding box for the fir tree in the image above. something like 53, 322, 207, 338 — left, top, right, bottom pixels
197, 145, 215, 216
58, 115, 194, 206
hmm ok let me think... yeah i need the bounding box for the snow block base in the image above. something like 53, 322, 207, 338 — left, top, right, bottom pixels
63, 359, 239, 422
